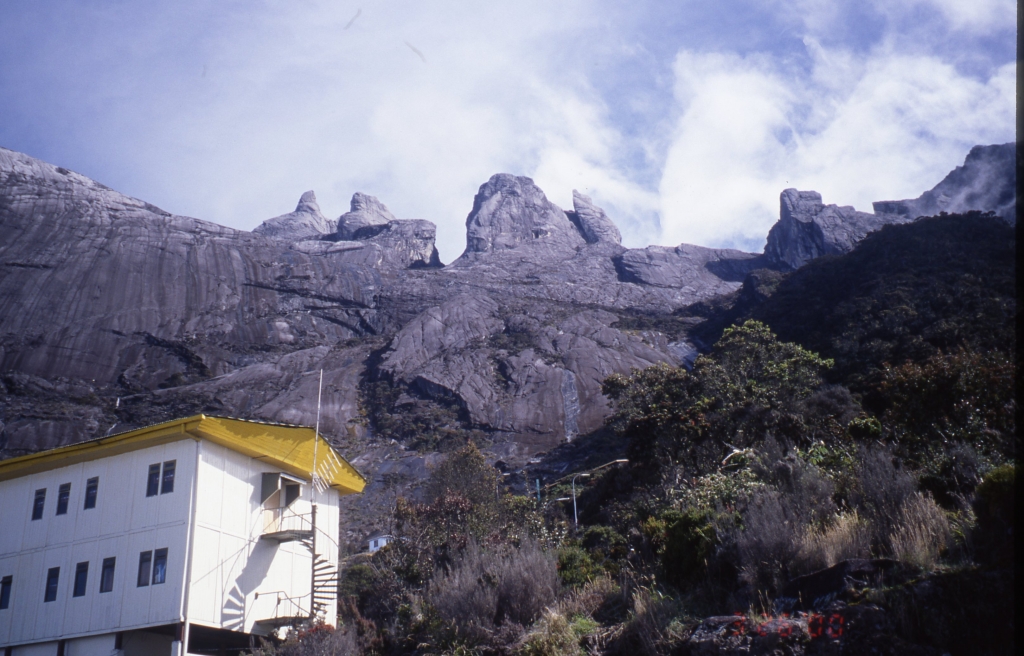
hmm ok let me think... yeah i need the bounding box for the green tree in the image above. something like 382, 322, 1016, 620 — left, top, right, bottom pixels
604, 320, 835, 474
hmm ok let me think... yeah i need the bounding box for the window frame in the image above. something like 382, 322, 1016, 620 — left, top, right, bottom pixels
152, 548, 168, 585
160, 460, 176, 495
72, 562, 88, 598
56, 483, 71, 516
146, 464, 161, 497
44, 567, 59, 603
99, 558, 115, 594
31, 488, 46, 521
83, 477, 98, 510
0, 575, 11, 610
137, 551, 152, 587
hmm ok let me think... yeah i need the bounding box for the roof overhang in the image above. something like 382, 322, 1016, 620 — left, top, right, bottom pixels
0, 415, 366, 495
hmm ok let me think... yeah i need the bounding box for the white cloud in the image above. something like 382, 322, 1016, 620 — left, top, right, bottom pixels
0, 0, 1015, 262
657, 43, 1016, 252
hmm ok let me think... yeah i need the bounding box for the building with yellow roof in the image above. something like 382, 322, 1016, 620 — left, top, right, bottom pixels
0, 415, 365, 655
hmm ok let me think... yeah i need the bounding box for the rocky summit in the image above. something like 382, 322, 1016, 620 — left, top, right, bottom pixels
0, 142, 1014, 540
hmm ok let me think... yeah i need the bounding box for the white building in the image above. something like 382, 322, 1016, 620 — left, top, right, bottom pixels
0, 415, 365, 655
366, 533, 394, 554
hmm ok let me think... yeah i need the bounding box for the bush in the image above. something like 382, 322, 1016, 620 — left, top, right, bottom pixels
853, 446, 916, 549
972, 463, 1015, 565
732, 488, 806, 594
616, 586, 685, 656
659, 508, 715, 590
557, 546, 599, 588
428, 540, 560, 646
257, 621, 359, 656
516, 610, 583, 656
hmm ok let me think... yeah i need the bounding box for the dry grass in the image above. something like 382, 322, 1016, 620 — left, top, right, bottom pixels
886, 493, 952, 570
794, 511, 872, 574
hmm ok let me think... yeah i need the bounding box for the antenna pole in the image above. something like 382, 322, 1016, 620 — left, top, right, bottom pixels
312, 368, 323, 490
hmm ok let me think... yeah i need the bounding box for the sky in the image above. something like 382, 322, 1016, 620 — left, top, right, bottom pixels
0, 0, 1016, 261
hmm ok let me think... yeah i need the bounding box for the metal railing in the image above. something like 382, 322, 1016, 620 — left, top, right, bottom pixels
252, 590, 310, 623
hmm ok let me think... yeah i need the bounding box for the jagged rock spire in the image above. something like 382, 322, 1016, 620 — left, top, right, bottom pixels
254, 190, 335, 240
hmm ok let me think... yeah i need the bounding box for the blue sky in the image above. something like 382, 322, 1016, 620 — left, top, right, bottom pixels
0, 0, 1015, 261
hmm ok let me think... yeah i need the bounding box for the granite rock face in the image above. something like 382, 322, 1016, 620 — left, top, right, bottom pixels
0, 142, 1015, 543
336, 192, 397, 240
874, 143, 1016, 224
567, 190, 621, 244
253, 190, 336, 240
615, 243, 766, 289
763, 190, 903, 271
765, 143, 1016, 271
461, 174, 586, 257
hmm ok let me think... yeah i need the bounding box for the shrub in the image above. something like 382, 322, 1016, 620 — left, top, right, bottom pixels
516, 610, 583, 656
659, 508, 715, 590
853, 446, 916, 548
257, 621, 359, 656
617, 586, 685, 656
557, 546, 599, 588
428, 540, 560, 646
972, 463, 1015, 565
732, 488, 805, 594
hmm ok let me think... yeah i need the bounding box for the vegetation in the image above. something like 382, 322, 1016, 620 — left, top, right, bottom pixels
276, 213, 1014, 655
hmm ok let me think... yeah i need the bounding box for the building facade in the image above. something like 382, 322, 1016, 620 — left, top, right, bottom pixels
0, 415, 365, 655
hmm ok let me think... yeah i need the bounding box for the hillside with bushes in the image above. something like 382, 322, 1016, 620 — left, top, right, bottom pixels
261, 211, 1016, 655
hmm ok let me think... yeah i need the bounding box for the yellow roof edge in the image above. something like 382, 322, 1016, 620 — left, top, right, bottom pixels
0, 415, 205, 482
0, 415, 366, 494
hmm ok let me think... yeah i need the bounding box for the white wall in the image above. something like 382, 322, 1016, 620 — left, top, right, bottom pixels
0, 439, 197, 647
187, 442, 340, 634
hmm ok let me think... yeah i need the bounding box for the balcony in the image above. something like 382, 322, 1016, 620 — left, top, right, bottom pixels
260, 506, 313, 543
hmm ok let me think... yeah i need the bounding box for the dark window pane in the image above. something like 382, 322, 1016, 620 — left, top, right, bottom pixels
99, 558, 115, 593
0, 575, 11, 609
84, 477, 98, 510
152, 549, 168, 585
44, 567, 59, 602
160, 461, 176, 494
137, 551, 152, 587
73, 562, 88, 598
32, 489, 46, 521
56, 483, 71, 516
146, 464, 160, 497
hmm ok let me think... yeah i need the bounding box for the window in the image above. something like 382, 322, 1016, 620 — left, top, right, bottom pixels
146, 464, 160, 497
160, 461, 176, 494
83, 477, 98, 509
99, 558, 115, 593
137, 551, 152, 587
0, 575, 11, 610
72, 562, 88, 598
31, 488, 46, 521
44, 567, 59, 602
152, 549, 168, 585
56, 483, 71, 516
